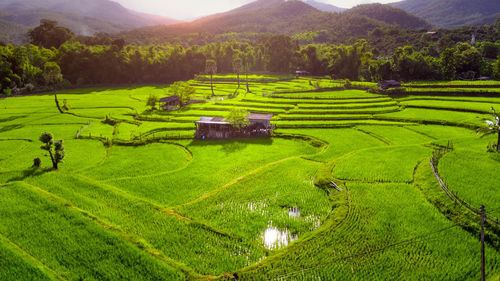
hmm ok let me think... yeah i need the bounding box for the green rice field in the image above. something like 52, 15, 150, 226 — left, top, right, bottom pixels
0, 75, 499, 280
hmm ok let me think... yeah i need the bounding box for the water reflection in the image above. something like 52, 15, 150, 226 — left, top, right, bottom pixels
261, 223, 297, 249
289, 207, 300, 218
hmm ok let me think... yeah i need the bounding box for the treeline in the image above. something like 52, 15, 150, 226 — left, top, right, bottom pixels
1, 20, 500, 95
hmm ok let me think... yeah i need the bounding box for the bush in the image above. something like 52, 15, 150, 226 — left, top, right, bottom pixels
25, 83, 35, 93
62, 99, 70, 111
32, 157, 41, 168
487, 142, 498, 153
343, 79, 352, 89
3, 88, 11, 96
103, 115, 117, 126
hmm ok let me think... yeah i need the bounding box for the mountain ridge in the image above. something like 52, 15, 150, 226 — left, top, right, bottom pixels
391, 0, 500, 28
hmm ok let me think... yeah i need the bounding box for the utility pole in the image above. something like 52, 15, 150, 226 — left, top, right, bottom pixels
480, 205, 485, 281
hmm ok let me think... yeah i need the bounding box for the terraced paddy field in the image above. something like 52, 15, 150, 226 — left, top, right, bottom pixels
0, 77, 499, 280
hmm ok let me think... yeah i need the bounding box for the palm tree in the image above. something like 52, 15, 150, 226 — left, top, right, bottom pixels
43, 62, 63, 113
478, 107, 500, 152
205, 59, 217, 97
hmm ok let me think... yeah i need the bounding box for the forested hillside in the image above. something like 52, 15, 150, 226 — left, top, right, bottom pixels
0, 0, 180, 44
121, 0, 432, 46
346, 3, 431, 30
392, 0, 500, 28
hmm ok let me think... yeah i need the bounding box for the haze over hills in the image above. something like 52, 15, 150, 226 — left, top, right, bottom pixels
345, 3, 431, 30
122, 0, 431, 44
391, 0, 500, 28
302, 0, 346, 13
0, 0, 181, 43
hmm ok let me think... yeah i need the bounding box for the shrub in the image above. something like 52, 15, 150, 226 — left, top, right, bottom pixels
25, 83, 35, 93
487, 142, 498, 153
32, 157, 41, 168
103, 115, 117, 126
62, 99, 70, 110
3, 88, 11, 96
343, 79, 352, 89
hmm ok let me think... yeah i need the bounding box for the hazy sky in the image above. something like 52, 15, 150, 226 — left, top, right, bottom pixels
114, 0, 399, 20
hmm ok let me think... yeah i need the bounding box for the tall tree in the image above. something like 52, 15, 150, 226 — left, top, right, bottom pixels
265, 35, 295, 73
440, 48, 456, 80
242, 46, 255, 93
205, 59, 217, 97
43, 62, 63, 113
232, 56, 243, 88
28, 19, 74, 49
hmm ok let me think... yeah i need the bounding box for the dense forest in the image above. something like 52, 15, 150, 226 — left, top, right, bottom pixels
1, 19, 500, 96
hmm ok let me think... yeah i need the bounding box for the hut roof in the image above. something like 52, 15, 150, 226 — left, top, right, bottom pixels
194, 117, 230, 125
159, 95, 180, 103
378, 80, 401, 89
247, 114, 273, 121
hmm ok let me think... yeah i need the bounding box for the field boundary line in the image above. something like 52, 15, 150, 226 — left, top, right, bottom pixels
430, 149, 500, 226
402, 126, 438, 140
354, 127, 391, 145
102, 142, 194, 182
0, 228, 66, 281
176, 156, 300, 209
18, 182, 214, 280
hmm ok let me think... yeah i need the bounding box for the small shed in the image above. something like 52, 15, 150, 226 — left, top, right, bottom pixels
194, 114, 273, 140
160, 95, 181, 111
295, 70, 310, 77
247, 114, 273, 136
378, 80, 401, 90
194, 117, 233, 139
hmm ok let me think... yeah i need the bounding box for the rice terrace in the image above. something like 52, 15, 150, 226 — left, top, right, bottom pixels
0, 74, 499, 280
1, 0, 500, 279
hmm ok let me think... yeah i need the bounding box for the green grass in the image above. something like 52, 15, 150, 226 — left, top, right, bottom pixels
401, 100, 500, 113
239, 182, 500, 280
177, 158, 331, 242
1, 78, 500, 280
333, 145, 432, 183
0, 237, 54, 281
0, 183, 185, 280
376, 108, 488, 126
270, 90, 383, 99
438, 137, 500, 218
274, 128, 385, 162
355, 125, 433, 145
404, 81, 500, 86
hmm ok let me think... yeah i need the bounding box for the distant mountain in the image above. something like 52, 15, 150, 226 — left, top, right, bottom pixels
122, 0, 433, 45
0, 0, 181, 27
0, 0, 182, 44
303, 0, 346, 13
345, 3, 431, 30
0, 18, 28, 44
391, 0, 500, 28
123, 0, 392, 43
0, 9, 133, 36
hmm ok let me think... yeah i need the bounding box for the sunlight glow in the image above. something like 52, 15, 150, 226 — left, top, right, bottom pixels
114, 0, 400, 20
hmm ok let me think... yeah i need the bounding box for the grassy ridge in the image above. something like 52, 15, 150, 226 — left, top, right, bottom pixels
0, 183, 185, 280
0, 76, 499, 279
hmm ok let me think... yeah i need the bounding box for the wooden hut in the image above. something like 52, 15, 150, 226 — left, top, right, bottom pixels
295, 70, 310, 77
194, 117, 233, 139
378, 80, 401, 90
246, 114, 273, 137
159, 95, 181, 111
194, 114, 273, 140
